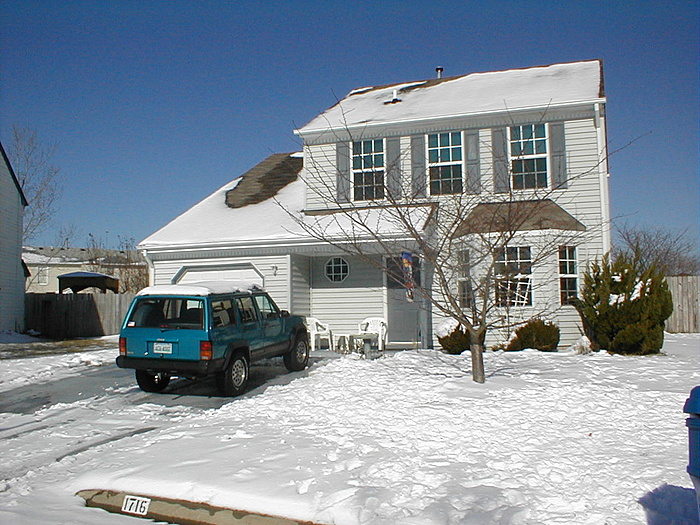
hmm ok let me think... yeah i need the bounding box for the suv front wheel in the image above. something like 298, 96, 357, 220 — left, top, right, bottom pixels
217, 352, 249, 397
284, 334, 309, 372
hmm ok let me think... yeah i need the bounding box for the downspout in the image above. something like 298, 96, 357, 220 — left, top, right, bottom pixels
595, 102, 612, 253
141, 249, 155, 286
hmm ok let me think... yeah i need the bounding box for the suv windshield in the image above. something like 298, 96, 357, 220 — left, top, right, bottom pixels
126, 297, 204, 329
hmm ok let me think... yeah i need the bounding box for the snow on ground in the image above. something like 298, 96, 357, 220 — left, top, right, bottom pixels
0, 334, 698, 524
0, 335, 117, 392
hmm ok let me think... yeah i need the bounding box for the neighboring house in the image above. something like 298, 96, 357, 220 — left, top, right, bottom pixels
24, 246, 147, 293
139, 60, 610, 348
0, 141, 29, 332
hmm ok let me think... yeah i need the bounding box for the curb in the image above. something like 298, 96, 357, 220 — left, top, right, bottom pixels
76, 489, 319, 525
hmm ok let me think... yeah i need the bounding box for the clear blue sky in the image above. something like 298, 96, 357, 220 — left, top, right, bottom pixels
1, 0, 698, 249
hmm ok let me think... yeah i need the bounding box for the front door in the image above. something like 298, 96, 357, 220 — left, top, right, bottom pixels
386, 257, 422, 347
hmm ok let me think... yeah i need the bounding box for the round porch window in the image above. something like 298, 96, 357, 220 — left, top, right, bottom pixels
325, 257, 349, 282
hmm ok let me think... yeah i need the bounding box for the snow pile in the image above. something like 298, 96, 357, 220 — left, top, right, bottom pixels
0, 334, 698, 524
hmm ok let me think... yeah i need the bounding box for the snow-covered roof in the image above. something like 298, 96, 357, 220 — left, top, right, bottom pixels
139, 152, 431, 252
137, 281, 263, 297
296, 60, 604, 136
139, 153, 308, 250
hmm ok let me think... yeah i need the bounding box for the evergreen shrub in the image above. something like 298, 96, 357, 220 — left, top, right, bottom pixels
438, 325, 471, 355
573, 254, 673, 355
506, 319, 560, 351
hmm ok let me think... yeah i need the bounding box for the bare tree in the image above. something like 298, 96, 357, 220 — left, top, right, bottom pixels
614, 223, 700, 276
85, 233, 148, 293
284, 126, 603, 383
8, 125, 63, 243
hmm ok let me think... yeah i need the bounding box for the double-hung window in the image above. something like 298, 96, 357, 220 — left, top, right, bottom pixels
352, 139, 384, 201
509, 124, 548, 189
457, 250, 474, 308
559, 246, 578, 305
495, 246, 532, 307
428, 132, 462, 195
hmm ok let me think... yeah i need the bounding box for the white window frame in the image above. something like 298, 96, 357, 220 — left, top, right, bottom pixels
325, 257, 349, 283
352, 139, 385, 201
427, 131, 464, 195
37, 266, 49, 286
559, 246, 578, 305
509, 124, 549, 190
495, 246, 533, 307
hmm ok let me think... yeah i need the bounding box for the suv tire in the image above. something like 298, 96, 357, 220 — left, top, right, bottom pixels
135, 370, 171, 393
217, 352, 249, 397
284, 334, 309, 372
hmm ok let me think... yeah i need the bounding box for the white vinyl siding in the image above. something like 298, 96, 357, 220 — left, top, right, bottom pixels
0, 158, 25, 332
311, 255, 384, 336
304, 143, 340, 210
289, 254, 311, 316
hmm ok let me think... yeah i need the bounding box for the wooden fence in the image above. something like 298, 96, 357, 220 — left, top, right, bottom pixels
25, 293, 136, 339
666, 276, 699, 333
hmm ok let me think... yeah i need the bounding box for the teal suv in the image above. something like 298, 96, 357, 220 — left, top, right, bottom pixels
117, 282, 309, 396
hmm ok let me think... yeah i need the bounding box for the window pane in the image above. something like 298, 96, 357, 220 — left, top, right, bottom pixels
439, 133, 450, 146
510, 126, 521, 140
522, 126, 533, 140
374, 154, 384, 167
428, 134, 438, 148
522, 140, 534, 155
535, 139, 547, 154
374, 139, 383, 152
535, 124, 546, 138
429, 149, 438, 163
452, 147, 462, 161
363, 140, 372, 153
451, 132, 461, 145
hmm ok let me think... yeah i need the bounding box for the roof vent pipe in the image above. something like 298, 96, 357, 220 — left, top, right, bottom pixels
436, 67, 443, 79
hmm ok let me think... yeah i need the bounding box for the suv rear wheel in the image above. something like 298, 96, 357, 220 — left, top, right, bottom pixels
217, 352, 249, 397
135, 370, 171, 393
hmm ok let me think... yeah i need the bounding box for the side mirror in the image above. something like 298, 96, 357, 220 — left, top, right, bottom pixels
280, 310, 290, 318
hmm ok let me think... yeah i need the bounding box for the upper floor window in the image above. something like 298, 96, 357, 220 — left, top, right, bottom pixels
509, 124, 548, 190
494, 246, 532, 307
559, 246, 578, 305
352, 139, 384, 201
428, 132, 463, 195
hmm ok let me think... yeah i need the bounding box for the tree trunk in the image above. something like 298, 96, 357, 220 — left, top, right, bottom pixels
469, 342, 485, 383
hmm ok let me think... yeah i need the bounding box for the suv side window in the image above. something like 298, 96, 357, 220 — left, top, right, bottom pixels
236, 296, 258, 324
254, 294, 279, 319
211, 298, 235, 328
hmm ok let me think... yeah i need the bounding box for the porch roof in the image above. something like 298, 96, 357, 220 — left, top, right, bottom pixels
452, 199, 586, 237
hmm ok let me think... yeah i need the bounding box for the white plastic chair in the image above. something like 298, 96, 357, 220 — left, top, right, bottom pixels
306, 317, 333, 352
358, 317, 388, 352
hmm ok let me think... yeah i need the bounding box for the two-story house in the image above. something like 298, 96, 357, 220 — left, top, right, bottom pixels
0, 141, 29, 332
139, 60, 610, 349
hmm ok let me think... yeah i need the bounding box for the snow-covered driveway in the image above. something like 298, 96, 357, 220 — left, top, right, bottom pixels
0, 334, 698, 524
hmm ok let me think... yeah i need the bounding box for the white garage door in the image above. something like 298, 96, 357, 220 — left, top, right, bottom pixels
173, 265, 264, 287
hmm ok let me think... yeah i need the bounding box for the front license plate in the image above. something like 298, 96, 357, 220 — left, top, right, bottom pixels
153, 341, 172, 354
121, 494, 151, 516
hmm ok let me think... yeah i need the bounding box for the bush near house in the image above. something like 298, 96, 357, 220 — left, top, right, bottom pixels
573, 254, 673, 355
506, 319, 560, 352
438, 325, 471, 355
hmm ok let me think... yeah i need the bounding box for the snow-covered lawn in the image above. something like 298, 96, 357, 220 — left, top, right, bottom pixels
0, 333, 698, 524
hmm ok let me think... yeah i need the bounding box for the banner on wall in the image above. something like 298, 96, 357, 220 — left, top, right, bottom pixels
401, 251, 414, 302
